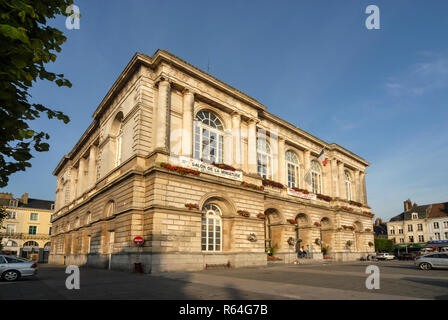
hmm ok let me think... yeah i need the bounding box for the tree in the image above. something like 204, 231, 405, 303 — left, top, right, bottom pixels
374, 237, 394, 253
0, 0, 74, 188
0, 207, 6, 251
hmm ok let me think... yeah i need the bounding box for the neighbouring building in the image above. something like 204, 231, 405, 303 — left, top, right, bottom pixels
49, 50, 374, 273
373, 218, 387, 239
387, 199, 448, 252
0, 192, 54, 262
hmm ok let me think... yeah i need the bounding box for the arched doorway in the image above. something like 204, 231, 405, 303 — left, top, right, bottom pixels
22, 241, 40, 260
295, 213, 311, 254
264, 208, 283, 254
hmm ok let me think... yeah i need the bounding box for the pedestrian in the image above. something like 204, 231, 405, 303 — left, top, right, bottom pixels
306, 245, 310, 259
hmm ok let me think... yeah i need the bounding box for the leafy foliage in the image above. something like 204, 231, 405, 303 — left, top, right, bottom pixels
0, 0, 73, 187
374, 237, 394, 252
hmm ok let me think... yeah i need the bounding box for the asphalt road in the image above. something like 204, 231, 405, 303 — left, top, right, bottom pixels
1, 260, 447, 300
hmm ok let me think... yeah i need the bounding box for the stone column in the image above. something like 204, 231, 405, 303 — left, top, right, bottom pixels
69, 166, 77, 203
338, 161, 345, 200
247, 119, 257, 175
87, 145, 97, 190
231, 112, 242, 169
156, 79, 171, 152
224, 129, 233, 165
354, 170, 361, 203
181, 89, 194, 158
278, 138, 286, 185
303, 150, 311, 189
271, 134, 279, 181
331, 159, 339, 198
361, 171, 368, 205
76, 158, 86, 198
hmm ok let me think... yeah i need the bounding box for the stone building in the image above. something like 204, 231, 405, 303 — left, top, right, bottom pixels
0, 192, 53, 262
49, 50, 374, 272
388, 199, 448, 251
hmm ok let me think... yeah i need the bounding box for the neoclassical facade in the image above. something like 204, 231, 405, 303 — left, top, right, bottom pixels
49, 50, 374, 272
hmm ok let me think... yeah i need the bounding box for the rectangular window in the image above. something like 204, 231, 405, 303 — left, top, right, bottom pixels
409, 236, 414, 243
399, 238, 404, 243
444, 221, 448, 228
417, 224, 423, 231
408, 225, 413, 232
390, 228, 395, 235
49, 227, 52, 235
6, 224, 16, 234
7, 211, 16, 219
28, 226, 37, 235
398, 228, 403, 234
434, 222, 440, 229
30, 212, 38, 221
435, 233, 441, 240
445, 232, 448, 240
418, 235, 424, 242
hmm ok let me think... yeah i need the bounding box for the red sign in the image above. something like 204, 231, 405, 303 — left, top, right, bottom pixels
133, 236, 144, 245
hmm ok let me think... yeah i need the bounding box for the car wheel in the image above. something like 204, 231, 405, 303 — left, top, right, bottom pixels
419, 263, 432, 270
2, 270, 20, 281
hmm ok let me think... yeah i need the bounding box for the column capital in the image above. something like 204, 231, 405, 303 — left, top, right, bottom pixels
154, 75, 172, 87
182, 87, 195, 96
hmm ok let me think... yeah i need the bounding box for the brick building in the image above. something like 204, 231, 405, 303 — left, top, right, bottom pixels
49, 50, 374, 272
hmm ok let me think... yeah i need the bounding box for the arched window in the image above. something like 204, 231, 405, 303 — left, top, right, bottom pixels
23, 241, 39, 248
257, 137, 273, 179
194, 110, 224, 163
344, 171, 352, 201
105, 201, 115, 218
201, 203, 222, 252
286, 150, 300, 188
6, 240, 18, 247
310, 160, 322, 194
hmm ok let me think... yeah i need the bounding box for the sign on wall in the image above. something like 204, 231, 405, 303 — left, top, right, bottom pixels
178, 157, 243, 182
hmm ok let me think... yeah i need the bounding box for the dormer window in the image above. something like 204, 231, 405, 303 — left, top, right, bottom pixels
412, 213, 418, 220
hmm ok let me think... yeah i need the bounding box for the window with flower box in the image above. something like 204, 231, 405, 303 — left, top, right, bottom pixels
257, 137, 273, 180
286, 150, 300, 188
310, 160, 322, 194
201, 203, 222, 252
194, 110, 224, 164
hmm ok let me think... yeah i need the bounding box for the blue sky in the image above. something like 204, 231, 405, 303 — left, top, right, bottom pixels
2, 0, 448, 222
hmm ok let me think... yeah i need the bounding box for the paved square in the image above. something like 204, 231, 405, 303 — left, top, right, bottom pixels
1, 261, 447, 300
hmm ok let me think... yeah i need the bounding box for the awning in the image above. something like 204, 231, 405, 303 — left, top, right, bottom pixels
394, 243, 425, 249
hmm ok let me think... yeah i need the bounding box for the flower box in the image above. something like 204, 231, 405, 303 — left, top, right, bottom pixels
316, 194, 332, 202
160, 162, 199, 176
342, 225, 355, 231
185, 203, 199, 210
237, 210, 250, 218
262, 179, 285, 189
363, 211, 375, 217
287, 219, 297, 224
339, 206, 354, 212
240, 181, 264, 191
211, 162, 236, 172
256, 213, 266, 219
349, 200, 363, 207
291, 187, 309, 194
314, 222, 321, 227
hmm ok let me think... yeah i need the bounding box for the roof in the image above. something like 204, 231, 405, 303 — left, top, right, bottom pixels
389, 202, 448, 222
427, 202, 448, 219
18, 198, 54, 210
389, 205, 431, 222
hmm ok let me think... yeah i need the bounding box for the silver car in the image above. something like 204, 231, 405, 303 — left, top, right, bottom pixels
415, 253, 448, 270
0, 255, 38, 281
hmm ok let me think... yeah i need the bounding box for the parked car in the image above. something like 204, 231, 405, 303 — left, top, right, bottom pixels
376, 252, 395, 260
0, 255, 38, 281
415, 253, 448, 270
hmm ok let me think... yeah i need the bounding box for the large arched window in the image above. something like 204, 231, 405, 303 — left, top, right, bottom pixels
286, 150, 300, 188
257, 137, 273, 179
344, 170, 353, 201
194, 110, 224, 163
310, 160, 322, 194
201, 203, 222, 252
23, 241, 39, 248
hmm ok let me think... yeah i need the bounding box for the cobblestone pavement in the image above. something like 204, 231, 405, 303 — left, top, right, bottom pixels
1, 261, 447, 300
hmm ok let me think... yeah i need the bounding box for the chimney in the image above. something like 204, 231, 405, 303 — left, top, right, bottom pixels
404, 199, 412, 211
21, 192, 29, 204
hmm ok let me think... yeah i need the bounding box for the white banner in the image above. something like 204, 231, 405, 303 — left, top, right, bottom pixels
287, 188, 317, 200
179, 157, 243, 181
